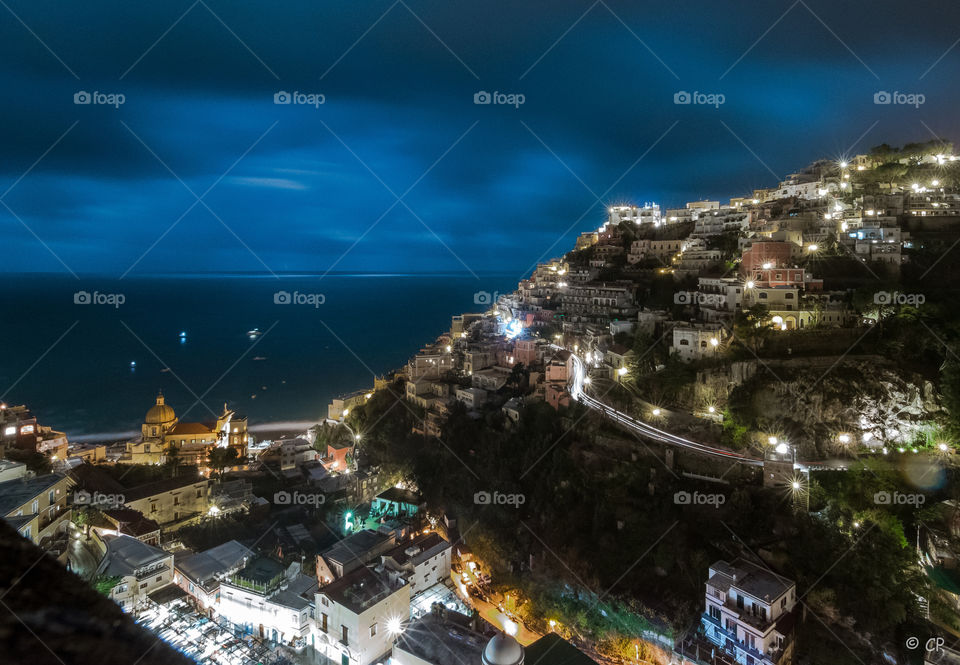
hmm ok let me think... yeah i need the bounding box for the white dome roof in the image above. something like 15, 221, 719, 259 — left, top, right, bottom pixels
482, 633, 524, 665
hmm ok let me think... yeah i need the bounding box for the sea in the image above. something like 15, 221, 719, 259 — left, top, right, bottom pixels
0, 273, 519, 441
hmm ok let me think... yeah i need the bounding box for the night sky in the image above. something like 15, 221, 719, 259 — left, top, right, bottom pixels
2, 0, 959, 276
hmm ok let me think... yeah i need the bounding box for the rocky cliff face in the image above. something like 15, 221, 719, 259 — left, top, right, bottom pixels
692, 355, 941, 458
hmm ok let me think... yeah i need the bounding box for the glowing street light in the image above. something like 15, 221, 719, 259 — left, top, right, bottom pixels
583, 377, 591, 385
807, 244, 818, 252
768, 436, 778, 445
939, 443, 949, 452
709, 337, 719, 347
745, 280, 755, 289
386, 616, 404, 636
617, 367, 628, 376
342, 408, 349, 417
838, 433, 851, 444
708, 406, 716, 413
652, 408, 662, 417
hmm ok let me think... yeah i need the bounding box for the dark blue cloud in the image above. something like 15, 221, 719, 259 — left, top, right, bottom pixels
1, 0, 959, 275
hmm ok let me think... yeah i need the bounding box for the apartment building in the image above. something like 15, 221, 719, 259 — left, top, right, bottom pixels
123, 475, 210, 526
0, 473, 73, 547
701, 558, 797, 665
313, 566, 410, 665
218, 557, 318, 646
98, 534, 174, 613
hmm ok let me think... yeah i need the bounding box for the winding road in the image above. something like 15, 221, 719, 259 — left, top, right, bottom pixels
563, 350, 854, 471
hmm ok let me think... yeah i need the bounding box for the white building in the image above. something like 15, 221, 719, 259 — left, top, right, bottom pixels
701, 558, 797, 665
670, 324, 726, 361
607, 203, 661, 226
218, 557, 318, 646
456, 387, 488, 410
314, 566, 410, 665
378, 532, 452, 600
97, 534, 174, 613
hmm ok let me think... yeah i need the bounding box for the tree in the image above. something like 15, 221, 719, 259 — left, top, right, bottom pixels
207, 446, 239, 477
733, 304, 772, 353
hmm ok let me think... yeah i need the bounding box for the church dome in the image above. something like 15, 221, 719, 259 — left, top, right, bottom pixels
482, 633, 524, 665
145, 393, 176, 425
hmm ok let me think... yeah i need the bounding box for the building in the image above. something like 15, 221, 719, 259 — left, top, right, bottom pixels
218, 557, 318, 646
173, 539, 253, 611
0, 473, 73, 547
393, 614, 600, 665
328, 389, 374, 421
125, 393, 248, 464
316, 529, 396, 583
0, 459, 27, 483
97, 534, 174, 613
701, 558, 798, 665
123, 475, 211, 526
313, 565, 410, 665
670, 324, 726, 362
378, 531, 452, 598
99, 508, 161, 545
739, 242, 795, 276
371, 487, 424, 520
456, 387, 488, 410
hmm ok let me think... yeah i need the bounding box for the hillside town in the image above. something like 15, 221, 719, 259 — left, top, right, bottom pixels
3, 140, 960, 665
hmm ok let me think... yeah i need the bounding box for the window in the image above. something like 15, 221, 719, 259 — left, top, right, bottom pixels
736, 594, 744, 609
784, 293, 794, 299
31, 500, 38, 514
320, 613, 328, 632
196, 489, 202, 498
173, 496, 180, 506
48, 490, 55, 504
22, 526, 31, 540
151, 504, 158, 513
156, 575, 162, 582
709, 605, 721, 620
140, 582, 148, 589
369, 623, 377, 637
759, 292, 768, 299
341, 625, 349, 645
679, 339, 689, 346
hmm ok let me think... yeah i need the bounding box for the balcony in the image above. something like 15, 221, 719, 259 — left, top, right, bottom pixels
701, 612, 783, 665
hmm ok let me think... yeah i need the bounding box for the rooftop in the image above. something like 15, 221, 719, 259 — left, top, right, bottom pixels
99, 534, 169, 577
122, 474, 206, 503
393, 612, 486, 664
375, 486, 423, 506
322, 529, 393, 565
175, 540, 252, 586
0, 474, 69, 516
526, 633, 599, 664
708, 558, 794, 603
319, 565, 406, 614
